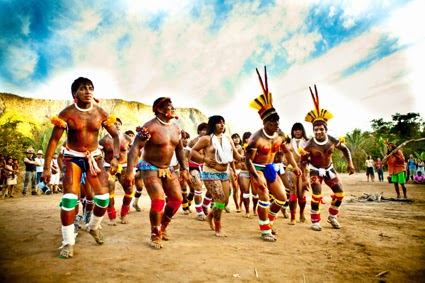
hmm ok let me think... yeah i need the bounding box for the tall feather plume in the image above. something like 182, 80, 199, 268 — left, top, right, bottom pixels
309, 85, 320, 115
256, 68, 267, 95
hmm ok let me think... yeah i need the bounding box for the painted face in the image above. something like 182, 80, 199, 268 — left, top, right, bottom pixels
265, 116, 279, 133
313, 124, 327, 141
74, 83, 94, 103
161, 101, 175, 117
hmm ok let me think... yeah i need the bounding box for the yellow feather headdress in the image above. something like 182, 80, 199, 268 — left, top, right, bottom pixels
249, 66, 278, 121
304, 85, 333, 126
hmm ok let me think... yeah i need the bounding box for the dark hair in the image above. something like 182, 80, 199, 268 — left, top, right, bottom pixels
231, 133, 241, 145
264, 113, 279, 123
181, 130, 190, 139
71, 77, 94, 96
291, 122, 308, 140
125, 130, 135, 136
197, 123, 208, 134
152, 97, 171, 114
242, 132, 252, 144
116, 118, 122, 125
206, 115, 225, 135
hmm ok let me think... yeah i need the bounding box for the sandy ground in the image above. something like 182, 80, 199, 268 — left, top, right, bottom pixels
0, 173, 424, 283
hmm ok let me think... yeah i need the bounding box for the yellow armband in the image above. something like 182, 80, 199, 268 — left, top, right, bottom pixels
298, 147, 308, 156
104, 114, 117, 127
51, 116, 67, 129
339, 136, 346, 144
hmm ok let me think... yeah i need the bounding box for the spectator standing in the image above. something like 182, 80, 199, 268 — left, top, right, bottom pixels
417, 159, 424, 175
375, 157, 384, 182
407, 154, 417, 182
365, 155, 375, 182
384, 142, 407, 199
23, 147, 41, 196
50, 152, 61, 193
35, 150, 45, 184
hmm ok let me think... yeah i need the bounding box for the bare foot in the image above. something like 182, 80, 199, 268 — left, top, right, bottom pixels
261, 233, 276, 242
224, 206, 230, 213
108, 219, 117, 226
215, 230, 227, 237
197, 214, 206, 221
120, 216, 129, 224
245, 213, 250, 218
132, 203, 141, 212
59, 244, 74, 259
289, 219, 296, 225
299, 214, 306, 223
89, 229, 105, 245
206, 213, 214, 230
183, 209, 190, 215
162, 230, 171, 241
271, 226, 278, 235
149, 239, 163, 249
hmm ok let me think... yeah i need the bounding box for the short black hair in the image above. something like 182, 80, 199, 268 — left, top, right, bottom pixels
71, 77, 94, 96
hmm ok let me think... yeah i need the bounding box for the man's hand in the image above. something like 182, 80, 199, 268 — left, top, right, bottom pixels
348, 165, 355, 175
293, 166, 302, 177
110, 158, 119, 175
123, 171, 135, 187
179, 169, 192, 184
41, 168, 51, 185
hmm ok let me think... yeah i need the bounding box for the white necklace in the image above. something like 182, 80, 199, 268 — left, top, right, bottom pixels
292, 138, 303, 157
262, 128, 277, 139
74, 102, 93, 112
314, 135, 328, 146
156, 117, 171, 125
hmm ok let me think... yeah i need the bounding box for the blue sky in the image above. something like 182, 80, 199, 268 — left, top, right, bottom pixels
1, 0, 424, 136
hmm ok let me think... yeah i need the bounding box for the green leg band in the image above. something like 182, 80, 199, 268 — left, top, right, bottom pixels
214, 202, 226, 209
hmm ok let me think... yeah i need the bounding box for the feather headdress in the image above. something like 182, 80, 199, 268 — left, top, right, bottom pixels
249, 66, 278, 121
304, 85, 333, 126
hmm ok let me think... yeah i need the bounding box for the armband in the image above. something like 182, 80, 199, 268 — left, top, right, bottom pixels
51, 116, 67, 129
298, 148, 308, 156
104, 114, 117, 127
181, 167, 189, 172
113, 155, 120, 160
339, 136, 346, 144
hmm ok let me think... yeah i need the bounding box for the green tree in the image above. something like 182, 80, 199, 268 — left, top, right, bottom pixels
0, 118, 34, 160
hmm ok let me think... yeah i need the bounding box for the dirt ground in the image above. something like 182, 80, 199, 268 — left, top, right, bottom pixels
0, 173, 424, 283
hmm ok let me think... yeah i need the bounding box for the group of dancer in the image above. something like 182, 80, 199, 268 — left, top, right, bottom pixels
41, 67, 355, 258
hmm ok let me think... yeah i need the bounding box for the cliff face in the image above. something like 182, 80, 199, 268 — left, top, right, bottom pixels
0, 93, 208, 139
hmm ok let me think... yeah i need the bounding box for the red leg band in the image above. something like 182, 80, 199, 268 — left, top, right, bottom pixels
167, 200, 182, 214
151, 199, 165, 213
107, 207, 116, 219
121, 204, 130, 216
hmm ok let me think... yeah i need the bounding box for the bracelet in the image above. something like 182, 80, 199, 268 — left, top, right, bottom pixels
113, 155, 120, 160
181, 167, 189, 172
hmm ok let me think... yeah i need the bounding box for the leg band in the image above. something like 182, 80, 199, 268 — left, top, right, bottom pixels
243, 193, 250, 198
61, 224, 76, 246
167, 200, 182, 214
214, 202, 226, 209
289, 194, 298, 201
94, 193, 110, 208
151, 199, 165, 213
258, 201, 270, 208
60, 193, 78, 211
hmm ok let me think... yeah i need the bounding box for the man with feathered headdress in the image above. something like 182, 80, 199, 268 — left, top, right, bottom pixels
299, 85, 355, 232
245, 66, 302, 242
